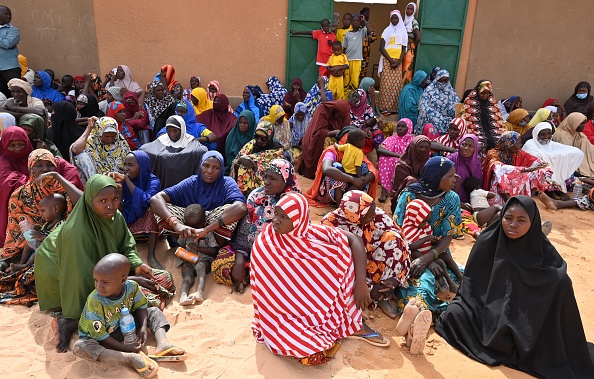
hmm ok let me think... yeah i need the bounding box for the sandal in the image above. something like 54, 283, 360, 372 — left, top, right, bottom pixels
348, 332, 391, 347
136, 352, 159, 378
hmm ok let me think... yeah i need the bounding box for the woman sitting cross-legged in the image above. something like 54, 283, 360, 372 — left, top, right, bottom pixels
251, 193, 390, 366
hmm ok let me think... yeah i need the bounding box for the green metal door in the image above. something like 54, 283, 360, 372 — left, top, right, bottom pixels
286, 0, 334, 90
416, 0, 469, 83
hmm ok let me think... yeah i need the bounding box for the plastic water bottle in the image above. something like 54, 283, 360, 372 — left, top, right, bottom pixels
572, 180, 583, 199
19, 220, 41, 249
119, 307, 138, 345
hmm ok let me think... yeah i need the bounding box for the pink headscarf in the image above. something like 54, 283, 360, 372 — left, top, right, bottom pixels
422, 123, 440, 140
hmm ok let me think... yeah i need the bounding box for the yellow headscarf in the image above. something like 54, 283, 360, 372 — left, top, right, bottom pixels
528, 108, 552, 128
191, 87, 213, 115
504, 108, 530, 134
18, 54, 27, 76
262, 104, 285, 124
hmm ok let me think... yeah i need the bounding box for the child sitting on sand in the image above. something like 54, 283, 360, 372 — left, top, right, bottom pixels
7, 193, 66, 274
73, 253, 184, 378
177, 204, 219, 306
401, 199, 462, 294
463, 176, 501, 236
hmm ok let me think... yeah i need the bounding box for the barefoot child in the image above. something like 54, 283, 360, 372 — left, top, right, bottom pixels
401, 199, 462, 293
73, 253, 184, 378
334, 128, 367, 178
326, 41, 349, 100
463, 176, 501, 230
7, 194, 66, 273
377, 118, 414, 202
342, 14, 368, 91
177, 204, 219, 305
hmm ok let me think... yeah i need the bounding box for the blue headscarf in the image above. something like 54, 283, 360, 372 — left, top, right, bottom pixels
398, 70, 427, 128
121, 150, 161, 224
31, 71, 65, 103
416, 69, 460, 135
235, 87, 264, 120
289, 102, 310, 146
225, 110, 257, 174
405, 156, 455, 198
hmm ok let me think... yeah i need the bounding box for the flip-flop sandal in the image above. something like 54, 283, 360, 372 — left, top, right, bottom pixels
347, 332, 391, 347
541, 220, 553, 236
149, 347, 188, 362
137, 352, 159, 378
409, 310, 431, 355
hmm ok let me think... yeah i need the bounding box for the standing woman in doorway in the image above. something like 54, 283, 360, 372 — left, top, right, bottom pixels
402, 2, 421, 85
377, 10, 408, 114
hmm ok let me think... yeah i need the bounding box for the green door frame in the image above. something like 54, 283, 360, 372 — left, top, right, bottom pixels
416, 0, 469, 83
286, 0, 334, 90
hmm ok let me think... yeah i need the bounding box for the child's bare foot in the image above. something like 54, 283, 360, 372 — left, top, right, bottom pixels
147, 256, 164, 270
378, 187, 388, 203
538, 192, 557, 210
6, 263, 27, 274
396, 298, 422, 336
194, 290, 205, 303
130, 352, 159, 378
154, 343, 185, 357
179, 293, 195, 306
378, 298, 398, 319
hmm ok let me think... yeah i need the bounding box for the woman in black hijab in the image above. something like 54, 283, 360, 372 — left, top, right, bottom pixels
436, 195, 594, 378
49, 101, 86, 159
564, 81, 594, 116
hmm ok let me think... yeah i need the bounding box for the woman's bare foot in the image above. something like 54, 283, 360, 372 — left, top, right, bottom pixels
408, 310, 432, 355
378, 187, 388, 203
538, 192, 558, 210
179, 293, 195, 306
378, 298, 398, 319
147, 255, 164, 270
396, 298, 423, 336
545, 190, 561, 200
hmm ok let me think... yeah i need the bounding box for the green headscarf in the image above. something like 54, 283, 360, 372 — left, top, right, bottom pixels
19, 113, 62, 158
359, 77, 380, 116
224, 110, 257, 174
35, 174, 142, 318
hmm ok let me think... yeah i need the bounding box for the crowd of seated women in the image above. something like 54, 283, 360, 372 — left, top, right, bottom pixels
0, 57, 593, 378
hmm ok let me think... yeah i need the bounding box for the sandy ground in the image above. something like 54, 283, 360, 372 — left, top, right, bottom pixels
1, 175, 593, 379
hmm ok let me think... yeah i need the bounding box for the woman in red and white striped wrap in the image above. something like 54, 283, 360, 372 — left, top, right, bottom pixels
251, 192, 388, 365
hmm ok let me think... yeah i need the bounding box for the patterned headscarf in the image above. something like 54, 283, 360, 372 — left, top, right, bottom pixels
107, 86, 123, 102
207, 80, 221, 101
289, 101, 311, 145
494, 131, 520, 165
263, 104, 285, 124
266, 158, 301, 194
435, 117, 468, 151
337, 190, 373, 224
85, 117, 131, 174
27, 148, 57, 180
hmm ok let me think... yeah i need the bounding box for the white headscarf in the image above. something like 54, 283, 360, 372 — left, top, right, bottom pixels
157, 115, 194, 148
545, 105, 557, 114
522, 122, 584, 192
379, 10, 408, 75
403, 2, 417, 33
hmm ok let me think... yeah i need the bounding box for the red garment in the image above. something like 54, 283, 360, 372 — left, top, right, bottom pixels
196, 94, 238, 156
299, 100, 351, 178
161, 64, 179, 92
583, 120, 594, 145
483, 149, 540, 190
541, 98, 558, 108
251, 193, 362, 358
107, 102, 138, 150
0, 127, 33, 246
122, 91, 150, 131
282, 78, 307, 117
312, 30, 336, 66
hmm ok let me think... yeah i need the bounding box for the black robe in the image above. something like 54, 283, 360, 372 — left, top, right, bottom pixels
436, 195, 594, 379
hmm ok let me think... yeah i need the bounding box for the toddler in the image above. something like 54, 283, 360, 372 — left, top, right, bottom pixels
334, 128, 367, 177
7, 193, 66, 274
401, 199, 462, 294
177, 204, 219, 305
73, 253, 184, 377
326, 41, 349, 100
463, 176, 501, 232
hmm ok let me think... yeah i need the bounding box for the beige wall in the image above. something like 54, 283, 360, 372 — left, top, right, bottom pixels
4, 0, 99, 78
464, 0, 594, 111
92, 0, 288, 98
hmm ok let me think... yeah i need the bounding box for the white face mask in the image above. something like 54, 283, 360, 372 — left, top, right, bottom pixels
518, 121, 528, 126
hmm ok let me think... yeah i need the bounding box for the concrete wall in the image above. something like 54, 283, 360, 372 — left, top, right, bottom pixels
92, 0, 288, 98
464, 0, 594, 111
5, 0, 99, 78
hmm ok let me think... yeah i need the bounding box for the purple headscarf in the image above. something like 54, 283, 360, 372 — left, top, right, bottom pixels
447, 133, 482, 203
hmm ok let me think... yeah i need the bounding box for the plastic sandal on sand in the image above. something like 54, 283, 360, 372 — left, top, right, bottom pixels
348, 332, 391, 347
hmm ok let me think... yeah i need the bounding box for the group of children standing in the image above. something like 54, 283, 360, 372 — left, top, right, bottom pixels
291, 11, 375, 101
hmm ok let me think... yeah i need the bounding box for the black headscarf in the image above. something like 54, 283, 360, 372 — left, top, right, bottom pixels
436, 196, 594, 378
564, 81, 594, 116
77, 94, 105, 117
49, 101, 86, 159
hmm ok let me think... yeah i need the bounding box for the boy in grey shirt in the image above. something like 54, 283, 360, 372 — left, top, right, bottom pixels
343, 14, 367, 90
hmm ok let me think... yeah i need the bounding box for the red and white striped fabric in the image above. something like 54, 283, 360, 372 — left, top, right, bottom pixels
436, 117, 467, 155
401, 199, 433, 254
250, 193, 362, 358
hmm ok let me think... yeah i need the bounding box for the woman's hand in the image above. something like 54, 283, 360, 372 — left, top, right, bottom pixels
174, 223, 197, 239
354, 280, 372, 309
371, 278, 398, 301
129, 276, 157, 291
390, 59, 399, 68
410, 254, 434, 277
134, 263, 154, 279
237, 156, 255, 169
427, 261, 444, 277
133, 111, 144, 119
107, 172, 125, 183
351, 177, 365, 189
34, 172, 58, 188
461, 202, 473, 212
33, 139, 47, 150
160, 68, 167, 79
191, 228, 208, 240
87, 116, 98, 130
